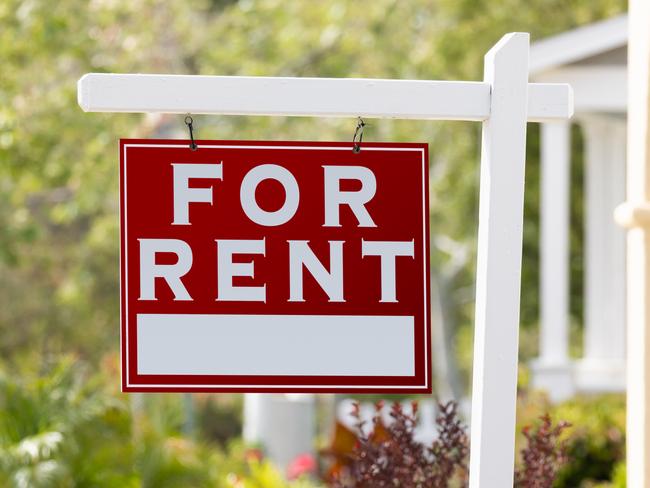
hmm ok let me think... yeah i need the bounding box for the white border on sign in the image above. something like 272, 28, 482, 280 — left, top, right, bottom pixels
123, 143, 428, 390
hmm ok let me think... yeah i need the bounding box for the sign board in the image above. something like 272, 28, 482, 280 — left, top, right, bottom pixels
82, 33, 573, 484
121, 140, 431, 393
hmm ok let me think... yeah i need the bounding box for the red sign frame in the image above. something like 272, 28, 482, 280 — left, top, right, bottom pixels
120, 139, 431, 393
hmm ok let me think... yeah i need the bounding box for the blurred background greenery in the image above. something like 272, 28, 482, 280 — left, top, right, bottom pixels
0, 0, 628, 486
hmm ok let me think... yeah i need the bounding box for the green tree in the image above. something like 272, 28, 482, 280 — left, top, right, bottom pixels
0, 0, 626, 384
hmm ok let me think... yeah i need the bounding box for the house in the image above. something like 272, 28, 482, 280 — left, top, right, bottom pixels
530, 14, 628, 401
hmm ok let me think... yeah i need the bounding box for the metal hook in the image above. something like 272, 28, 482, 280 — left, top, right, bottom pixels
352, 117, 366, 153
185, 115, 198, 151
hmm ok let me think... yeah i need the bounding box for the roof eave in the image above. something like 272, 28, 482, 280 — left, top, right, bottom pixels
530, 14, 628, 75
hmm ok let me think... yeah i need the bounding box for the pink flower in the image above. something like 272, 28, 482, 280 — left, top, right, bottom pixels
286, 453, 317, 480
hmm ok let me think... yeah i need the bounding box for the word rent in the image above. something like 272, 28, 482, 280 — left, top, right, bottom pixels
139, 162, 415, 304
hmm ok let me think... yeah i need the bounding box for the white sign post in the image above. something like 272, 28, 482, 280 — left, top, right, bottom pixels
469, 33, 530, 487
78, 32, 573, 486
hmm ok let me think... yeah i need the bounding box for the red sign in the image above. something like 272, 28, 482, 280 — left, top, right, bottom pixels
120, 140, 430, 393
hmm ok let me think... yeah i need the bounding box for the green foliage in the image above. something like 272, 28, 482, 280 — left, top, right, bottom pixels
0, 358, 323, 487
517, 392, 626, 487
610, 462, 626, 488
197, 395, 244, 447
0, 357, 134, 486
553, 395, 626, 487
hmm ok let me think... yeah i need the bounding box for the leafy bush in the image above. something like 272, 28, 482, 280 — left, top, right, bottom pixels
515, 414, 571, 487
328, 394, 625, 487
0, 357, 321, 488
328, 401, 570, 488
196, 394, 243, 447
517, 392, 625, 487
0, 357, 135, 486
0, 358, 624, 488
330, 401, 468, 487
553, 395, 625, 487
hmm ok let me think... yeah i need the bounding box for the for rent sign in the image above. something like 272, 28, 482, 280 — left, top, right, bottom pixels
121, 140, 430, 392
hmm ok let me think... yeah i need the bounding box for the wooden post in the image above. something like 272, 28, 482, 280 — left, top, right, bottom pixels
469, 33, 529, 487
616, 1, 650, 485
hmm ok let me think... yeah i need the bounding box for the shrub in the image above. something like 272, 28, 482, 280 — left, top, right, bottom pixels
195, 395, 243, 447
515, 414, 570, 487
329, 401, 571, 488
330, 401, 469, 487
517, 392, 626, 487
0, 357, 311, 488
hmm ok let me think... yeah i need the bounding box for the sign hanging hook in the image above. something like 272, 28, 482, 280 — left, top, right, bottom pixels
184, 115, 198, 151
352, 117, 366, 153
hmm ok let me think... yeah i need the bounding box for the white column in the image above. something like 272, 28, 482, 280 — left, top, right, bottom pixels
531, 121, 575, 402
575, 115, 627, 392
622, 2, 650, 483
243, 394, 315, 470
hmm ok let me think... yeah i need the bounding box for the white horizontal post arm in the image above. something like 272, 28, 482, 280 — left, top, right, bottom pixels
78, 73, 572, 122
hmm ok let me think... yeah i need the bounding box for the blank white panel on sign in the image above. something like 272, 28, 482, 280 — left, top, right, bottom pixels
137, 314, 415, 376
